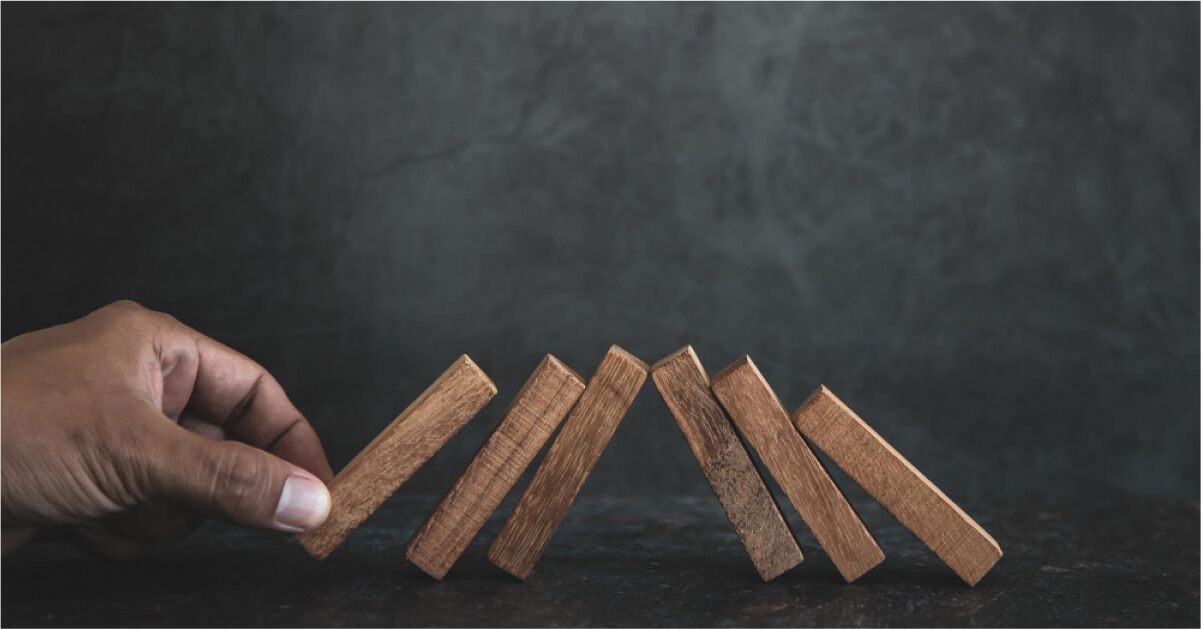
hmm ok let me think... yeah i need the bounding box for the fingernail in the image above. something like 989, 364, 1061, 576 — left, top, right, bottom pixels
273, 475, 330, 532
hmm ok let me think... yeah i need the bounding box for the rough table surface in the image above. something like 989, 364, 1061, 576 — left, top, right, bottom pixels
4, 495, 1197, 627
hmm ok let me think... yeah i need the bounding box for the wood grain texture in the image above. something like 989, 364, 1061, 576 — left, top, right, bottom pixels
711, 356, 884, 583
405, 355, 585, 580
297, 355, 497, 560
488, 345, 648, 580
650, 346, 803, 581
793, 385, 1002, 586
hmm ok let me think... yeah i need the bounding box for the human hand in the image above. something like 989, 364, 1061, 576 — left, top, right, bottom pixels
1, 300, 333, 556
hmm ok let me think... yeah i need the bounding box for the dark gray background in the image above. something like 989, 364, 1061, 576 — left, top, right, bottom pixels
3, 3, 1197, 502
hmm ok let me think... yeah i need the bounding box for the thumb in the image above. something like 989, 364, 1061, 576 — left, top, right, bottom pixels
145, 425, 331, 533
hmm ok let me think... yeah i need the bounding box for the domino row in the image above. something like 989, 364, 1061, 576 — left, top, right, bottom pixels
295, 345, 1001, 585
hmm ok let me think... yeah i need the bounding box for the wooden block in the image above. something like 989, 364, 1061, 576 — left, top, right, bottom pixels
711, 356, 884, 583
650, 346, 803, 581
297, 355, 497, 560
405, 355, 586, 579
793, 386, 1002, 586
488, 345, 648, 580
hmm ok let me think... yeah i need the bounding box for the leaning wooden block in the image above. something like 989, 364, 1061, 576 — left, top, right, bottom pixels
297, 355, 497, 560
793, 386, 1002, 586
488, 345, 648, 580
651, 346, 803, 581
711, 356, 884, 583
405, 355, 585, 580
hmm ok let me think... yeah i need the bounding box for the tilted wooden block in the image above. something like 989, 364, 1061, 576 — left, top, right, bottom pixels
488, 345, 648, 580
793, 386, 1002, 586
651, 346, 803, 581
711, 356, 884, 583
405, 355, 586, 580
297, 355, 497, 560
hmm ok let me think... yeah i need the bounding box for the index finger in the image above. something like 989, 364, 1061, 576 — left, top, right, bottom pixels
157, 321, 334, 483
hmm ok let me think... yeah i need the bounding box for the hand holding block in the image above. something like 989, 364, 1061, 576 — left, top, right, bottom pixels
793, 386, 1002, 586
711, 356, 884, 583
488, 345, 648, 580
406, 355, 585, 579
651, 346, 803, 581
297, 355, 497, 560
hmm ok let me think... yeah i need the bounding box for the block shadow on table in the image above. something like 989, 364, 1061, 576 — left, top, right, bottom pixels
3, 496, 1197, 627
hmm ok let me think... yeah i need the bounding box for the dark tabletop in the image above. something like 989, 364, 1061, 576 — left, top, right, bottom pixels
3, 495, 1198, 627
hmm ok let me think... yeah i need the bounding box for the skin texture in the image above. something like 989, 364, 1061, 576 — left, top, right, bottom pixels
1, 300, 334, 557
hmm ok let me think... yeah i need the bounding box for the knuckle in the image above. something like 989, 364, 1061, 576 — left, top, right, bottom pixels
96, 300, 150, 329
104, 300, 146, 316
95, 300, 181, 341
101, 300, 174, 325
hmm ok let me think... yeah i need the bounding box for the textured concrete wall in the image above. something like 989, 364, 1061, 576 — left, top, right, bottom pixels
3, 3, 1197, 499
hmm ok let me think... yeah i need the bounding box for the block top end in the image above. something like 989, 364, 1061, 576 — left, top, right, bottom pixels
456, 354, 498, 395
541, 353, 585, 387
605, 345, 649, 373
650, 345, 700, 373
711, 354, 758, 385
796, 384, 858, 419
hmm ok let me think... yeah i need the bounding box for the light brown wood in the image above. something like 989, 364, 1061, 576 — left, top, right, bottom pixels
793, 385, 1002, 586
488, 345, 648, 580
405, 355, 585, 580
297, 355, 497, 560
650, 346, 803, 581
711, 356, 884, 583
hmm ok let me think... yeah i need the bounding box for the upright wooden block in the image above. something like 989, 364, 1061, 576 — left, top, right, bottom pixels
651, 346, 804, 581
793, 386, 1002, 586
297, 355, 497, 560
488, 345, 648, 580
711, 356, 884, 583
405, 355, 586, 579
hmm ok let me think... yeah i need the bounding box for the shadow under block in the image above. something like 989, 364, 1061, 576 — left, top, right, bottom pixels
405, 355, 586, 579
650, 346, 804, 581
488, 345, 649, 580
297, 355, 497, 560
793, 386, 1002, 586
711, 356, 884, 583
